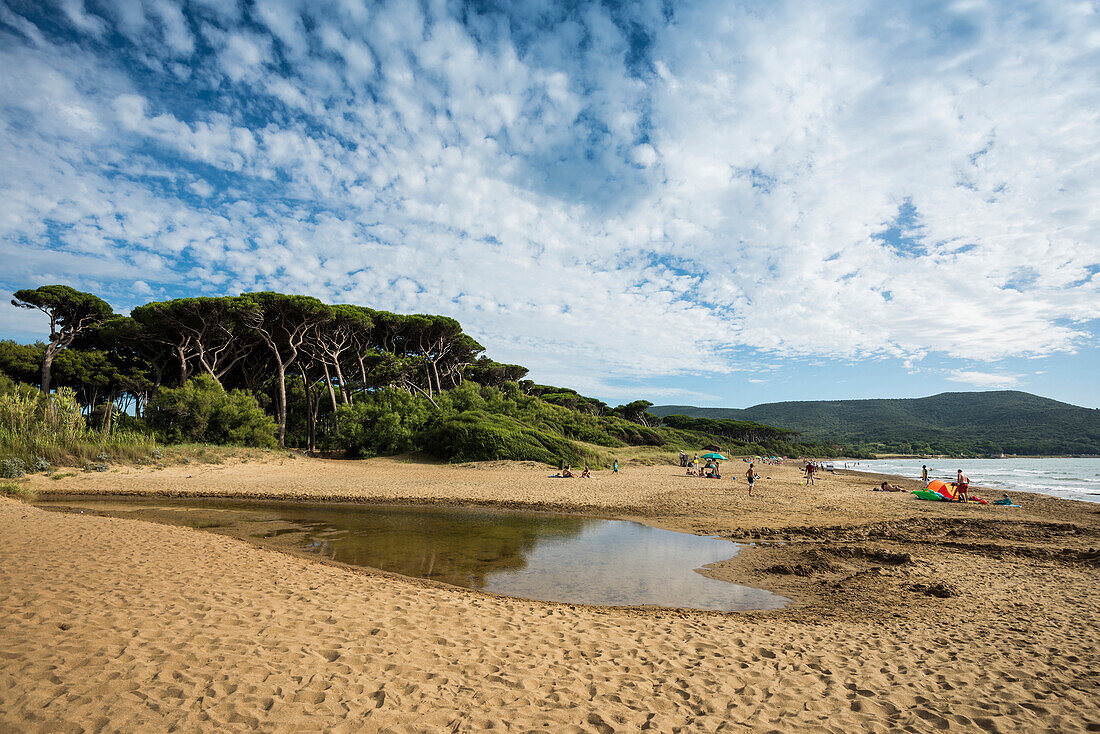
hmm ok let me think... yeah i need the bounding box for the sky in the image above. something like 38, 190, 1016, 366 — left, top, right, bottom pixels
0, 0, 1098, 409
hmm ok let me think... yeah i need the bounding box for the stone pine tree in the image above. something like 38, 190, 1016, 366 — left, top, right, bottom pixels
11, 285, 114, 395
239, 292, 332, 448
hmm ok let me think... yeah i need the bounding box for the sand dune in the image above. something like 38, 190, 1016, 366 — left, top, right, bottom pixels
2, 458, 1097, 732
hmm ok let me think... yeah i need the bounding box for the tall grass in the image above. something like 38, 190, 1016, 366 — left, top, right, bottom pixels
0, 387, 157, 467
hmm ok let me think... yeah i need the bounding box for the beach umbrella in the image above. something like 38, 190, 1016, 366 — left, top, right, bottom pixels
701, 452, 727, 460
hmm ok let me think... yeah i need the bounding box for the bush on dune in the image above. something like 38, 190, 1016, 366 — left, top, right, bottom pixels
146, 374, 277, 448
426, 410, 595, 465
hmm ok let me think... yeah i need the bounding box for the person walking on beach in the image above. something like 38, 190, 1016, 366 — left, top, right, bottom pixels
746, 463, 756, 496
804, 462, 815, 486
679, 450, 686, 467
956, 469, 970, 503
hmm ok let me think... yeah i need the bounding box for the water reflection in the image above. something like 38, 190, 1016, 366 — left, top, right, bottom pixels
35, 497, 787, 611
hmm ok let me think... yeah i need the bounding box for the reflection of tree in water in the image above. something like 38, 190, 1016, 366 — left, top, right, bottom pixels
291, 507, 593, 589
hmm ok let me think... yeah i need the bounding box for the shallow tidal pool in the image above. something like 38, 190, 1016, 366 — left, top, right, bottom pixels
36, 497, 787, 612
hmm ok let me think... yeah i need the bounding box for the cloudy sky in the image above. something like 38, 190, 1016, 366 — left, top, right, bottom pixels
1, 0, 1098, 408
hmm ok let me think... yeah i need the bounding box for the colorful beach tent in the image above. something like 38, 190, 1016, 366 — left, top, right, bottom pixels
701, 452, 728, 460
926, 480, 957, 501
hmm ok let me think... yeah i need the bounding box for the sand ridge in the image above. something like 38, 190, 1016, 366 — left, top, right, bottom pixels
3, 458, 1099, 732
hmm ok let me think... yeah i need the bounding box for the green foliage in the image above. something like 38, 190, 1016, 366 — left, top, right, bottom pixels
147, 375, 278, 447
1, 458, 26, 478
334, 382, 717, 465
660, 414, 799, 443
335, 388, 433, 457
428, 411, 593, 465
11, 285, 114, 326
0, 385, 155, 465
651, 391, 1100, 456
0, 342, 42, 385
0, 481, 35, 500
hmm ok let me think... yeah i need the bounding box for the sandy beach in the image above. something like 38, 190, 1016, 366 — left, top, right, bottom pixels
2, 457, 1098, 732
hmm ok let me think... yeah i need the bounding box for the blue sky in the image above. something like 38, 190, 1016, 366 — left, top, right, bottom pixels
1, 0, 1098, 408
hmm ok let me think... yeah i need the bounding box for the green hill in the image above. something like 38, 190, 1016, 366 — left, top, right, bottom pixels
650, 391, 1100, 456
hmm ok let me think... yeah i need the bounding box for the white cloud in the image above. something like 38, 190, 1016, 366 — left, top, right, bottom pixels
58, 0, 107, 37
0, 0, 1098, 396
947, 370, 1023, 389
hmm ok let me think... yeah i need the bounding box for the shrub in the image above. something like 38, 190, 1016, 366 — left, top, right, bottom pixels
32, 457, 50, 472
0, 481, 34, 500
146, 375, 277, 447
1, 457, 26, 478
335, 388, 433, 457
426, 411, 592, 465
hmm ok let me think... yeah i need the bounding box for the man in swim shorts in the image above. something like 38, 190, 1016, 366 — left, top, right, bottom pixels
746, 463, 755, 496
956, 469, 970, 502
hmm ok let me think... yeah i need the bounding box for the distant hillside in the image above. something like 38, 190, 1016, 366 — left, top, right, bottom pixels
650, 391, 1100, 456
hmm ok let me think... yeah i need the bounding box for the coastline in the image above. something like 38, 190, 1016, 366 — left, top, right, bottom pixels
3, 457, 1098, 731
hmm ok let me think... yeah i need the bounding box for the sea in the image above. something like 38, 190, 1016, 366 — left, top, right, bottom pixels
842, 457, 1100, 504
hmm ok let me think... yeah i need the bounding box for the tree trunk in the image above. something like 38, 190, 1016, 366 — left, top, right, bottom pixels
176, 345, 190, 387
323, 362, 338, 412
275, 357, 287, 448
333, 361, 350, 405
431, 359, 442, 396
40, 343, 57, 395
102, 398, 114, 436
302, 372, 315, 453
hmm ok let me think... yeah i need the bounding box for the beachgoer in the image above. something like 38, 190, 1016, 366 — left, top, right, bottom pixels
877, 481, 902, 492
922, 465, 929, 483
746, 463, 755, 496
804, 462, 815, 486
612, 459, 618, 473
693, 453, 698, 466
562, 466, 574, 478
581, 465, 592, 478
679, 451, 686, 467
956, 469, 970, 502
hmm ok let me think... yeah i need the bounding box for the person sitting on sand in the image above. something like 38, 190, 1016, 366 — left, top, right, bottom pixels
877, 481, 903, 492
562, 466, 575, 478
580, 465, 592, 478
956, 469, 970, 502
